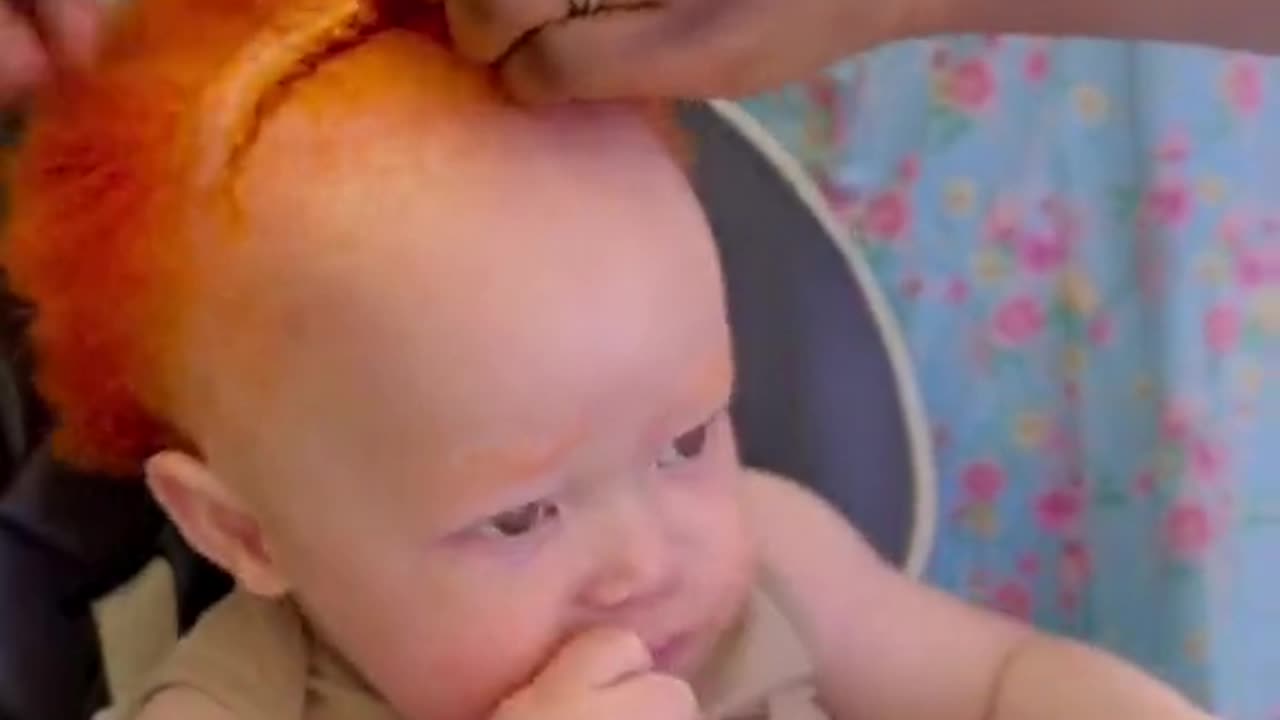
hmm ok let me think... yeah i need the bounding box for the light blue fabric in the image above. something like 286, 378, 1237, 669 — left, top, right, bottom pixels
745, 37, 1279, 718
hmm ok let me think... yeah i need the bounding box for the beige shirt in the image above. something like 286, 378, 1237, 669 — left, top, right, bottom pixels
121, 583, 829, 720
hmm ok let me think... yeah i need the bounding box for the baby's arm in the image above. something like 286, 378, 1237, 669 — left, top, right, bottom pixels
745, 471, 1212, 720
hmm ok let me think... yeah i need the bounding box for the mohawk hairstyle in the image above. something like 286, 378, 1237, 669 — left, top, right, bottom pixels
3, 0, 446, 475
4, 0, 686, 477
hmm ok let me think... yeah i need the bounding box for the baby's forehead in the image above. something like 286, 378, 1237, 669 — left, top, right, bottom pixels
177, 32, 724, 461
198, 30, 676, 321
220, 30, 676, 284
234, 31, 653, 206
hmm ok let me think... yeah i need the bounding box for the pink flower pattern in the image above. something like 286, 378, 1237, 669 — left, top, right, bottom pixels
991, 295, 1046, 347
963, 459, 1007, 502
1224, 57, 1265, 116
944, 58, 997, 113
1204, 304, 1241, 354
1166, 503, 1214, 560
1143, 179, 1193, 228
744, 34, 1279, 715
863, 190, 911, 241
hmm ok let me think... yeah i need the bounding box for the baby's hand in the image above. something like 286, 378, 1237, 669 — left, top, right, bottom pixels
494, 629, 700, 720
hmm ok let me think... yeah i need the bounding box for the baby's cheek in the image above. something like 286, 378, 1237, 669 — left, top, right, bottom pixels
703, 495, 757, 607
375, 591, 566, 720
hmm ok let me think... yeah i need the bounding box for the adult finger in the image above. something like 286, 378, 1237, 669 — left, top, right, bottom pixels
446, 0, 570, 64
0, 2, 49, 105
37, 0, 106, 67
501, 7, 747, 103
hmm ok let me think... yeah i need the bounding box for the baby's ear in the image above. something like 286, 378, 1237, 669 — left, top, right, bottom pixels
145, 451, 289, 598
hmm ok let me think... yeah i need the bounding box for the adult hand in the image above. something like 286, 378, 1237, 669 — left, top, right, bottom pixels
492, 628, 699, 720
1, 0, 105, 107
444, 0, 910, 102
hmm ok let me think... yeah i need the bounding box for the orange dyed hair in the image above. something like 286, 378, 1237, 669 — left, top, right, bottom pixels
2, 0, 443, 475
5, 0, 689, 477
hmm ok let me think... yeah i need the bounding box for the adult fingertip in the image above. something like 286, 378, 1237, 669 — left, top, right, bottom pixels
0, 40, 50, 104
499, 50, 563, 105
498, 14, 684, 103
443, 2, 491, 63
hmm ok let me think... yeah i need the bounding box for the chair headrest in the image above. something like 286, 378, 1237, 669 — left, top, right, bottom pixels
681, 102, 933, 570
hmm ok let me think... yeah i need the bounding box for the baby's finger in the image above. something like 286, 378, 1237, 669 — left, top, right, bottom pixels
36, 0, 105, 67
606, 673, 700, 720
539, 628, 653, 691
0, 2, 49, 104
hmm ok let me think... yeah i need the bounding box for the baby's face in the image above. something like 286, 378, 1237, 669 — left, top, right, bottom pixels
172, 32, 752, 720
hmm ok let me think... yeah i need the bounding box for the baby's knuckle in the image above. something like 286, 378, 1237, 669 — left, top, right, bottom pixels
649, 676, 699, 718
584, 626, 647, 661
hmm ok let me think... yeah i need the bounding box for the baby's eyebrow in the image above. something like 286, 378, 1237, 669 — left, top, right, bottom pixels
415, 436, 583, 526
690, 348, 737, 411
442, 424, 589, 485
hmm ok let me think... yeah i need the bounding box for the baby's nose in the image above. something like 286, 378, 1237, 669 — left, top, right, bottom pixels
577, 503, 680, 613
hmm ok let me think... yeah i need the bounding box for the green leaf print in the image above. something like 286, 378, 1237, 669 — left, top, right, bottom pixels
928, 105, 973, 152
1242, 320, 1269, 351
862, 243, 894, 275
994, 348, 1029, 376
1111, 185, 1143, 222
1242, 506, 1280, 528
1049, 299, 1081, 338
1093, 486, 1131, 509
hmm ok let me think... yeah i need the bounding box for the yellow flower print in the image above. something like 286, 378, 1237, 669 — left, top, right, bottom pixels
944, 177, 978, 217
1061, 345, 1087, 379
1254, 289, 1280, 336
966, 504, 999, 539
1015, 413, 1050, 450
974, 249, 1008, 284
1197, 176, 1228, 206
1134, 374, 1155, 401
1156, 447, 1182, 479
1237, 360, 1264, 396
929, 74, 949, 106
1196, 253, 1231, 286
1184, 630, 1208, 664
1074, 85, 1109, 125
1059, 268, 1099, 317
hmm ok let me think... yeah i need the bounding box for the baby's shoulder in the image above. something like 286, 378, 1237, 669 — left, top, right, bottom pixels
121, 591, 308, 720
740, 467, 888, 601
741, 468, 868, 552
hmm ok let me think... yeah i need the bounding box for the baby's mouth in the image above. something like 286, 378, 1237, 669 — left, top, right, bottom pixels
649, 631, 697, 673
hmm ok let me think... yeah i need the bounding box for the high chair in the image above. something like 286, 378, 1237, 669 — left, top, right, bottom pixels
0, 101, 937, 720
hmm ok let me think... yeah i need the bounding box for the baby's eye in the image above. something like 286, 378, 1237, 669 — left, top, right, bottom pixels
656, 421, 711, 469
484, 501, 561, 538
